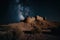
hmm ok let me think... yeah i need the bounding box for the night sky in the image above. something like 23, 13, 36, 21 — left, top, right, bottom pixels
0, 0, 60, 24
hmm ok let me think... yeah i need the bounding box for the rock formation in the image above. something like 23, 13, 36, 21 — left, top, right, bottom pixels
0, 16, 59, 32
0, 15, 60, 40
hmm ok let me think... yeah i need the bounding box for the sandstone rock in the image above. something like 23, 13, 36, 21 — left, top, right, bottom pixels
0, 15, 60, 40
36, 16, 44, 21
25, 16, 35, 24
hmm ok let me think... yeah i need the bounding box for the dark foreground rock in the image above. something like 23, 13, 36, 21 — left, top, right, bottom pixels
0, 32, 60, 40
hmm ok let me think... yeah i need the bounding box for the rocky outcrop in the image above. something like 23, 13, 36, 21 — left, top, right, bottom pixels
0, 16, 59, 32
0, 15, 60, 40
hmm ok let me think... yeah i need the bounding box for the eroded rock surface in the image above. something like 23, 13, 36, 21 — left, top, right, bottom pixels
0, 16, 60, 40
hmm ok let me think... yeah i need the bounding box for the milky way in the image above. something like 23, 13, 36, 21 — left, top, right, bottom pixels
0, 0, 60, 24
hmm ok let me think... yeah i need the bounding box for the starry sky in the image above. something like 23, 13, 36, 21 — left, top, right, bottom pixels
0, 0, 60, 24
